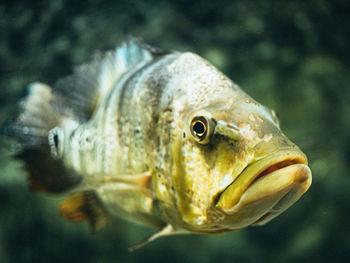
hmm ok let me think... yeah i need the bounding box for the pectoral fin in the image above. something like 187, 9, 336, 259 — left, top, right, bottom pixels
59, 171, 152, 231
59, 191, 108, 231
81, 171, 152, 189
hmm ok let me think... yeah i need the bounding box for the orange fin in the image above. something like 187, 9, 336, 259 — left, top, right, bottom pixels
59, 191, 108, 231
81, 171, 152, 189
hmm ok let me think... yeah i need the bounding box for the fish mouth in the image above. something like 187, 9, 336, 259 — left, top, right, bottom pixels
215, 148, 312, 228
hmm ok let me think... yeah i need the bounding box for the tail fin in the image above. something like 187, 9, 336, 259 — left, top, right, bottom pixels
6, 83, 65, 148
5, 82, 81, 193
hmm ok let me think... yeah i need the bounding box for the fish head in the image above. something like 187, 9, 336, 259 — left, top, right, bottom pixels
209, 102, 312, 230
167, 53, 312, 232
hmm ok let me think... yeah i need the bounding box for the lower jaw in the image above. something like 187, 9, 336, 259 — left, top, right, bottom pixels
252, 183, 306, 226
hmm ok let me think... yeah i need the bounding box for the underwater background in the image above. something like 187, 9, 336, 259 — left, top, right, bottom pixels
0, 0, 349, 262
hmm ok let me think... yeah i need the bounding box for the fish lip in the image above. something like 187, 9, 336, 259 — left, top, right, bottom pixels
250, 163, 312, 225
215, 148, 309, 210
245, 153, 308, 189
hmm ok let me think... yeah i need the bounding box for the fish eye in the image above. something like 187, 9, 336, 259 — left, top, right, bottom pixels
192, 118, 207, 137
190, 115, 215, 144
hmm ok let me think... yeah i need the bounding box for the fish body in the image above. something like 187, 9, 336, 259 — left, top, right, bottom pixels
7, 39, 311, 244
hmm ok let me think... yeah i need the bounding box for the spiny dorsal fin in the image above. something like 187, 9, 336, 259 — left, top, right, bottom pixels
6, 38, 167, 148
59, 191, 109, 231
52, 38, 166, 122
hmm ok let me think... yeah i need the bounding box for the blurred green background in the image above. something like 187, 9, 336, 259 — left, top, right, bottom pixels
1, 0, 349, 262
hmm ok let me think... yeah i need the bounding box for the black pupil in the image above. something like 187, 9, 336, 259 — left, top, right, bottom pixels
193, 121, 205, 135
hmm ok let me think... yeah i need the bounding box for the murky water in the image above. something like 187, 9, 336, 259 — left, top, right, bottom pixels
1, 1, 349, 262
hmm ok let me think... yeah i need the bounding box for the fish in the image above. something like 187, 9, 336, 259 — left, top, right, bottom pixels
5, 38, 312, 249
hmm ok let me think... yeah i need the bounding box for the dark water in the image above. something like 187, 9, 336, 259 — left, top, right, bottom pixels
1, 0, 349, 262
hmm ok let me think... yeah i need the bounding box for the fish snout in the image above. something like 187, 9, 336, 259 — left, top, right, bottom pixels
215, 149, 312, 229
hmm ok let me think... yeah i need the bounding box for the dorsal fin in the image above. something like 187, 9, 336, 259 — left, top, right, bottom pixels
6, 39, 166, 147
52, 38, 166, 122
